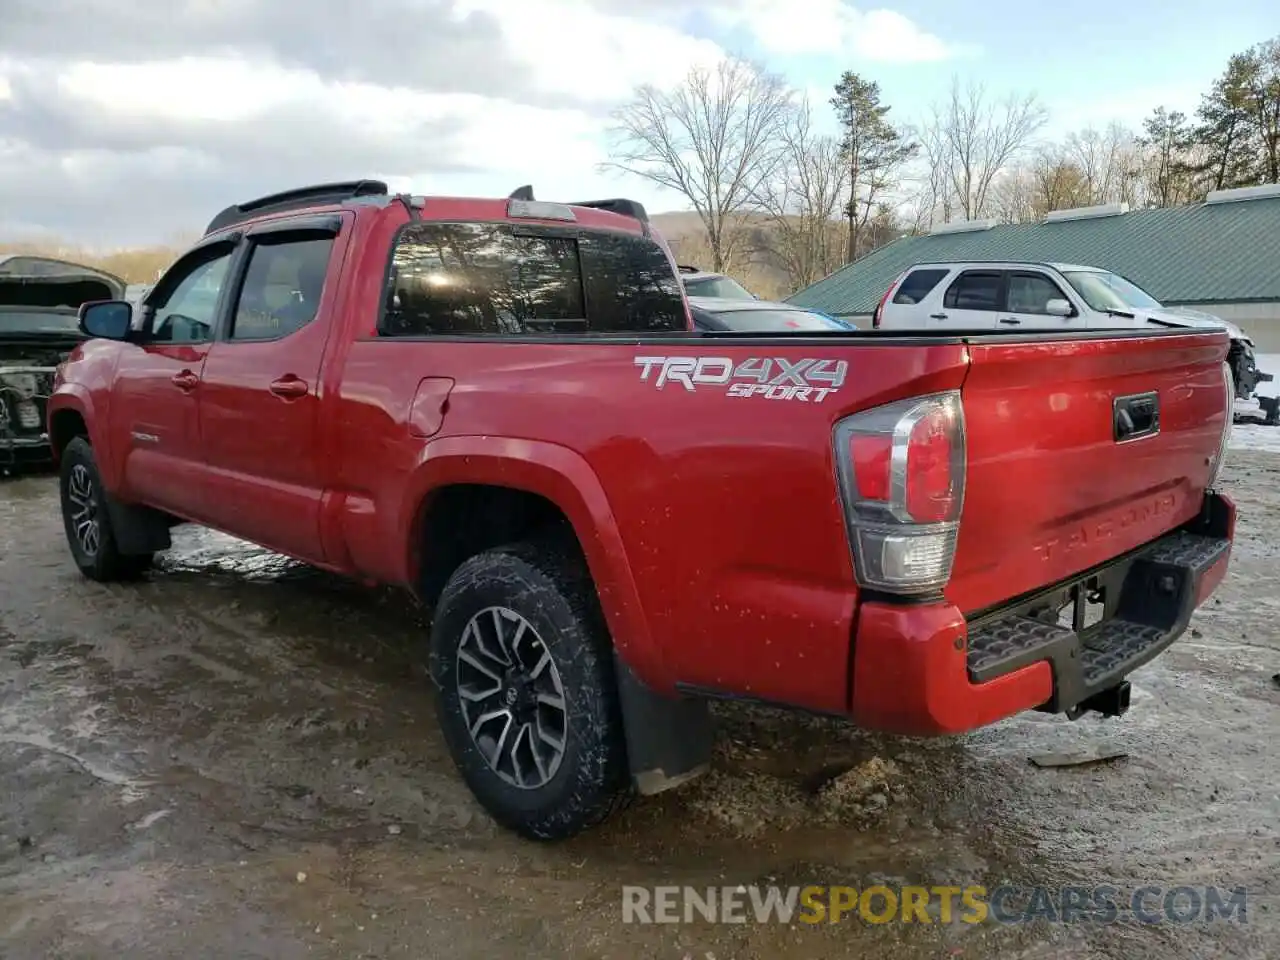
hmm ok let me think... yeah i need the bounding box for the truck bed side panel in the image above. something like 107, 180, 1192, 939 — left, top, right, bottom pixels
332, 337, 969, 713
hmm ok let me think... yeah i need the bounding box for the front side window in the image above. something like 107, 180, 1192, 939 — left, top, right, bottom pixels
230, 236, 335, 340
380, 222, 686, 336
1007, 273, 1069, 314
147, 250, 234, 343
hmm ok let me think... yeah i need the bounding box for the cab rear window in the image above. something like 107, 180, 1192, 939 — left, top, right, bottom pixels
379, 222, 686, 336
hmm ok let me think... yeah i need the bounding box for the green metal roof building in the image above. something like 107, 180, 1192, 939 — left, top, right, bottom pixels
786, 186, 1280, 352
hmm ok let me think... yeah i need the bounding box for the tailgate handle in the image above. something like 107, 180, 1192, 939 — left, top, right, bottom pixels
1113, 392, 1160, 442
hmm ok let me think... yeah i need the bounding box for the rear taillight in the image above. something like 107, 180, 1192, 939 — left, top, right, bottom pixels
834, 391, 966, 595
1208, 360, 1233, 489
871, 272, 905, 329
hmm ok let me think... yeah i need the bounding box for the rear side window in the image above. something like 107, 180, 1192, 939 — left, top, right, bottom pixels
892, 268, 948, 304
379, 222, 684, 336
943, 271, 1003, 311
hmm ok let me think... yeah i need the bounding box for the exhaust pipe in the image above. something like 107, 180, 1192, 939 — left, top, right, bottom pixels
1079, 681, 1131, 718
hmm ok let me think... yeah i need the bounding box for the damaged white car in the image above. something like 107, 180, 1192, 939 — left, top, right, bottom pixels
0, 255, 126, 472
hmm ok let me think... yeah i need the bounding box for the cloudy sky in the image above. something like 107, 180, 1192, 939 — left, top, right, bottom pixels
0, 0, 1273, 246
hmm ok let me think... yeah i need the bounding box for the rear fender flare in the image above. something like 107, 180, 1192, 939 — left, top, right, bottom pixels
400, 435, 666, 686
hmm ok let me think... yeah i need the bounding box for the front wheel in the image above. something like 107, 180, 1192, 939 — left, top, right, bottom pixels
428, 541, 630, 840
59, 437, 152, 581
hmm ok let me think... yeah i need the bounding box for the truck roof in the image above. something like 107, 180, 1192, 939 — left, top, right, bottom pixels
903, 260, 1108, 273
203, 180, 653, 239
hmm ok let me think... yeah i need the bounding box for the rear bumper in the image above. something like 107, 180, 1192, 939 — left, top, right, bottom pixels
850, 492, 1235, 735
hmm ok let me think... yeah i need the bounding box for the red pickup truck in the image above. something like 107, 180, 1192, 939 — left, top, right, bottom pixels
49, 180, 1236, 840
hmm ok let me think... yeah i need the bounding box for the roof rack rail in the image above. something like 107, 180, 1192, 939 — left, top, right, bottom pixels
204, 179, 390, 235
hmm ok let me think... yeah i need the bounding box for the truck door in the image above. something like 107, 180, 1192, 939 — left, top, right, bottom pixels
934, 270, 1003, 330
111, 239, 238, 517
195, 214, 348, 562
998, 270, 1085, 330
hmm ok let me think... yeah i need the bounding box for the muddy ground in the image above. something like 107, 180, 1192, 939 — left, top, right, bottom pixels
1, 457, 1277, 960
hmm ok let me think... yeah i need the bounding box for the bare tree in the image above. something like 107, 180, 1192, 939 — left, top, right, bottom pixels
989, 166, 1037, 224
602, 56, 795, 272
1065, 123, 1134, 203
920, 77, 1048, 221
752, 98, 846, 290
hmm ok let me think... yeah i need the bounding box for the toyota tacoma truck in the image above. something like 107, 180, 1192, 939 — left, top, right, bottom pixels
48, 180, 1236, 840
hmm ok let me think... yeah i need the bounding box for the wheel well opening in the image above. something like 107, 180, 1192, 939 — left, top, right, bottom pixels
416, 484, 582, 610
49, 410, 88, 459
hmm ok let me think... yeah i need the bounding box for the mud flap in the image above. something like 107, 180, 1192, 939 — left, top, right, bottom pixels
614, 654, 713, 795
104, 495, 172, 555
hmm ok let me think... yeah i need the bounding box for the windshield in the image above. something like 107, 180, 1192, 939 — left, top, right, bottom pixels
1062, 270, 1163, 312
0, 309, 85, 337
683, 275, 756, 300
711, 308, 851, 332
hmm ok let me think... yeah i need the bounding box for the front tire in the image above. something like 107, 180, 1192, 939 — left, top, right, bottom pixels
59, 437, 152, 581
429, 541, 630, 840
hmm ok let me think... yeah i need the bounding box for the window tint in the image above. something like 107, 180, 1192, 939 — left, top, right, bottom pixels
381, 222, 585, 336
943, 271, 1003, 311
1007, 273, 1067, 315
893, 268, 948, 304
231, 237, 334, 340
148, 250, 233, 343
579, 232, 686, 333
380, 222, 685, 336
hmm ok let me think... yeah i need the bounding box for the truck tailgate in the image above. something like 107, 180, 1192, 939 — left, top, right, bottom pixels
948, 331, 1230, 614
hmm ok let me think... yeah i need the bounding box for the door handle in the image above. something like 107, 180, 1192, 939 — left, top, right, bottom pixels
929, 312, 948, 320
269, 375, 309, 399
998, 317, 1022, 325
171, 370, 199, 391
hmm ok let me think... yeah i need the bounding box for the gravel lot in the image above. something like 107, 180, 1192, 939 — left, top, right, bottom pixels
1, 455, 1277, 959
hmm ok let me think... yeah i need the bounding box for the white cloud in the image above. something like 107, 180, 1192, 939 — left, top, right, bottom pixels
709, 0, 967, 62
459, 0, 725, 101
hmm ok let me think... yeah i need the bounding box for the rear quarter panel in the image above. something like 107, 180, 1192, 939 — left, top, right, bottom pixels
333, 336, 969, 713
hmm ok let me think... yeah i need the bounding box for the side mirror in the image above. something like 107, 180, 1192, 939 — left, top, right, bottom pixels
1045, 298, 1073, 317
79, 300, 133, 340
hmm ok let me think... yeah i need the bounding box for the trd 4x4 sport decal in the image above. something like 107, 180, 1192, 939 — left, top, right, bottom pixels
634, 355, 847, 402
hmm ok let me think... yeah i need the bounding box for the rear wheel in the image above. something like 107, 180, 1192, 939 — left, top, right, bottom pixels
429, 541, 630, 840
59, 437, 152, 581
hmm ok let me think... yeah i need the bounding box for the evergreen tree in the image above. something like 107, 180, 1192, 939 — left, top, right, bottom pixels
830, 72, 916, 263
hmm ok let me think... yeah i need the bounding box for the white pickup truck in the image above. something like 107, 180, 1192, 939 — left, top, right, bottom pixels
872, 260, 1272, 409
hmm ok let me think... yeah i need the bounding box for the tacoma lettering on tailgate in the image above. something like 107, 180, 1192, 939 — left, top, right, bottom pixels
634, 356, 847, 402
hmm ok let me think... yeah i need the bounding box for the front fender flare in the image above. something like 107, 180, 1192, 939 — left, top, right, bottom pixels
46, 386, 117, 485
399, 435, 667, 687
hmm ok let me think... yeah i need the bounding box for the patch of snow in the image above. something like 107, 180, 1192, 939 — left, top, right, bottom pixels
1230, 422, 1280, 454
1254, 353, 1279, 399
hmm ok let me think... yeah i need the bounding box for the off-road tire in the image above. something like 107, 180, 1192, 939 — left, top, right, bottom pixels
429, 540, 631, 840
59, 437, 153, 581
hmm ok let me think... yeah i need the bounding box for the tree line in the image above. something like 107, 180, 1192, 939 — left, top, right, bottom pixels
604, 35, 1280, 299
